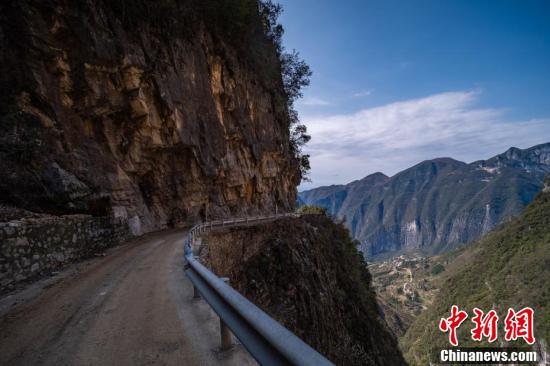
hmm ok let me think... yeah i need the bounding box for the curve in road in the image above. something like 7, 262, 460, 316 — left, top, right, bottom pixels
0, 229, 256, 366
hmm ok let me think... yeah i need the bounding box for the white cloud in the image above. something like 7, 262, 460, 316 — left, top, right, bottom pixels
298, 97, 332, 106
300, 91, 550, 190
353, 89, 374, 97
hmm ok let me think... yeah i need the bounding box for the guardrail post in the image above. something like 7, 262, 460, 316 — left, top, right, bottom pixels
193, 256, 201, 298
220, 277, 232, 350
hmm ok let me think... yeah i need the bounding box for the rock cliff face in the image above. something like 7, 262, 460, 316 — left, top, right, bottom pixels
0, 0, 300, 235
299, 143, 550, 258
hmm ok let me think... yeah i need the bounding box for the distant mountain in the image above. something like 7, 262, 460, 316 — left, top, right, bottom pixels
299, 143, 550, 258
401, 175, 550, 365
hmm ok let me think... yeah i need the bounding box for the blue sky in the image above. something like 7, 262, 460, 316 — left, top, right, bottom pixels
276, 0, 550, 190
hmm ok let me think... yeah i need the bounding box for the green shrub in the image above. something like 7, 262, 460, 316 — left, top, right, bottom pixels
430, 263, 445, 275
297, 205, 327, 216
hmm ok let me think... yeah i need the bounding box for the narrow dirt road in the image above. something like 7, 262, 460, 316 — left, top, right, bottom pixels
0, 230, 256, 366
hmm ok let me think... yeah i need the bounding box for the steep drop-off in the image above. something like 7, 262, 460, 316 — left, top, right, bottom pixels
200, 215, 406, 366
401, 175, 550, 365
0, 0, 300, 236
300, 143, 550, 258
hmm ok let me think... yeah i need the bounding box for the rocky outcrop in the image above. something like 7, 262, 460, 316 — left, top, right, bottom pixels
299, 143, 550, 258
0, 0, 300, 236
200, 215, 406, 366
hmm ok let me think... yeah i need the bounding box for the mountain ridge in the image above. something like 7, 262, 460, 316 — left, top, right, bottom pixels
299, 142, 550, 258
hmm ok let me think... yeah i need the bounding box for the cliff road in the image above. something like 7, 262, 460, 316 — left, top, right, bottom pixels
0, 230, 256, 366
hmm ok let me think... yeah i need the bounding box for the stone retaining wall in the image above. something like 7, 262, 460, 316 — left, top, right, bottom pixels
0, 215, 129, 294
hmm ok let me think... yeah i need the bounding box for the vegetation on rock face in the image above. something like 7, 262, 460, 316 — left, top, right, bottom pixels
201, 215, 405, 365
400, 176, 550, 365
258, 0, 312, 181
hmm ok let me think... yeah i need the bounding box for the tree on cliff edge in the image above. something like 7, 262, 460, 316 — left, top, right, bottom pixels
260, 0, 312, 181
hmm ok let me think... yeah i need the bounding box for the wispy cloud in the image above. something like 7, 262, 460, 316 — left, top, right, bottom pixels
298, 97, 332, 107
353, 89, 374, 97
300, 91, 550, 189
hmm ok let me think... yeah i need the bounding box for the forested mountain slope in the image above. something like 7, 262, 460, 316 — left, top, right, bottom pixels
401, 175, 550, 365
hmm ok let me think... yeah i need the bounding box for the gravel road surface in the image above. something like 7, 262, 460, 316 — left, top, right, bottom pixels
0, 230, 256, 366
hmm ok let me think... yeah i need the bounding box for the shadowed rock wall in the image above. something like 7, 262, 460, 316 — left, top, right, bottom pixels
0, 0, 300, 235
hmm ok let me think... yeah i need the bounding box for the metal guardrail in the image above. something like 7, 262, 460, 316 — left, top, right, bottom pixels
183, 213, 334, 366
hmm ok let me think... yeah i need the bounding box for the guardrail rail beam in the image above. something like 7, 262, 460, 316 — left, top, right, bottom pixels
183, 214, 334, 366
